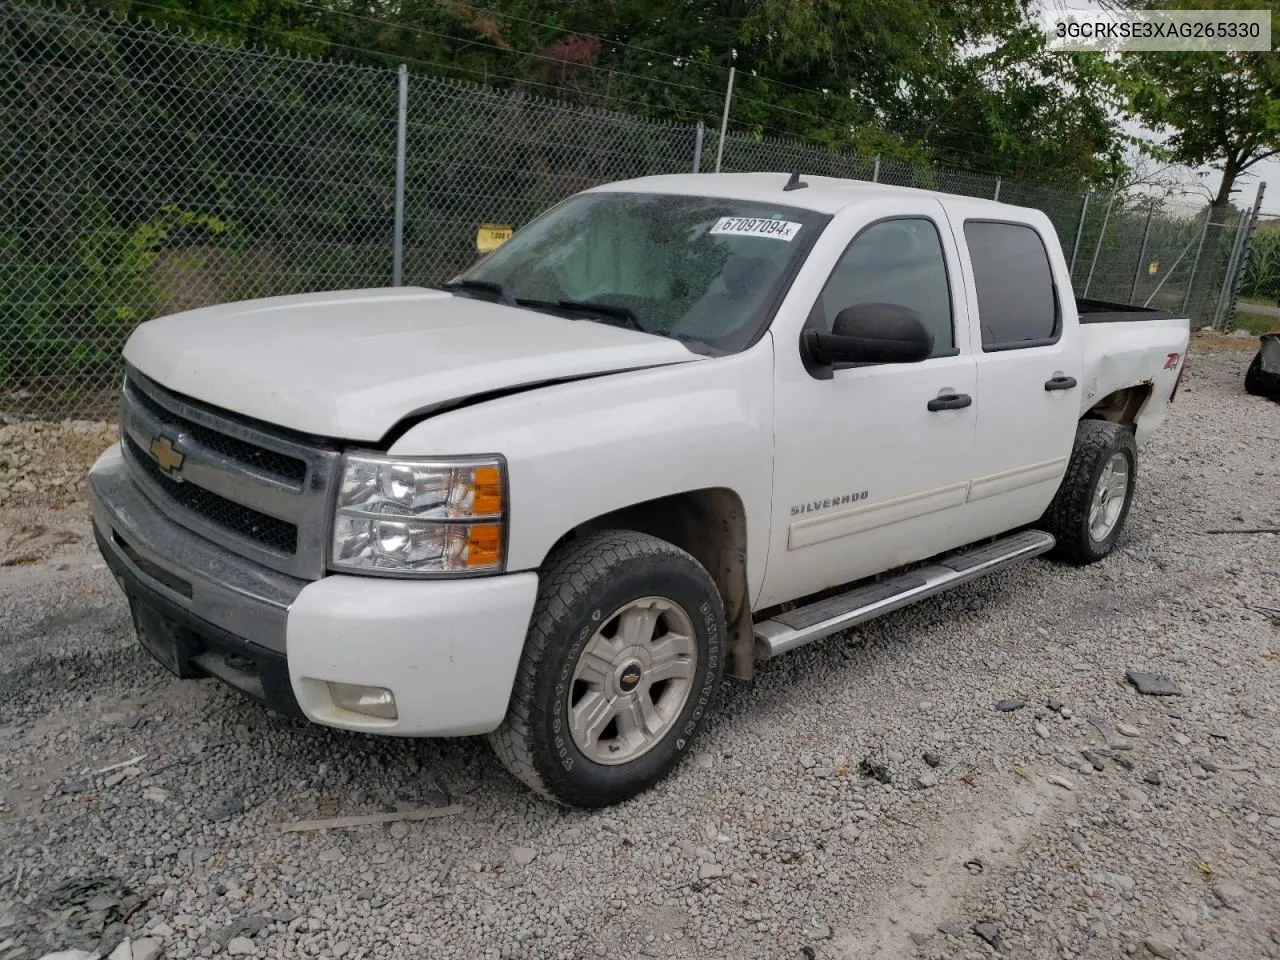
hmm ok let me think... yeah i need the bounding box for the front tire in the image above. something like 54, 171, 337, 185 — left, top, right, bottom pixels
1041, 420, 1138, 565
487, 530, 726, 807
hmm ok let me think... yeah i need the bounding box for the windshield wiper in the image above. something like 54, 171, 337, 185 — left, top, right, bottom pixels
553, 299, 646, 333
441, 279, 516, 306
446, 284, 651, 334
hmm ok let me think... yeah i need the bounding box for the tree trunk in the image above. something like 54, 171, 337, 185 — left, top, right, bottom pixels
1212, 155, 1240, 209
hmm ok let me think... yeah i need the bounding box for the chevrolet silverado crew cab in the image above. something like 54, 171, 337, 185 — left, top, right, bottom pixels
88, 173, 1190, 808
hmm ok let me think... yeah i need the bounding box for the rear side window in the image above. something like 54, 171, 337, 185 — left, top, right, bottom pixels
964, 221, 1058, 349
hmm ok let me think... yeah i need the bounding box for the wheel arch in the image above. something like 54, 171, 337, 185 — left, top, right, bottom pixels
1081, 382, 1152, 430
541, 487, 756, 681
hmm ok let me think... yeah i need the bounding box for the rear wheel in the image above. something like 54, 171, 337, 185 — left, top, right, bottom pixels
487, 530, 726, 807
1041, 420, 1137, 565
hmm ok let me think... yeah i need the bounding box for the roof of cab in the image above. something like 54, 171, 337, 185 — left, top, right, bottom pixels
587, 172, 1023, 216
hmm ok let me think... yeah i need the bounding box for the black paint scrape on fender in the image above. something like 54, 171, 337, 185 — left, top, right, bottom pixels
376, 360, 703, 449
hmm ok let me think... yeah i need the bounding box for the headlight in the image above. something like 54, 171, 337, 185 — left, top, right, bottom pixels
330, 453, 506, 576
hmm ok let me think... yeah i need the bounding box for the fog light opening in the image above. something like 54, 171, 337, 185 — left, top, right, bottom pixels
327, 682, 398, 720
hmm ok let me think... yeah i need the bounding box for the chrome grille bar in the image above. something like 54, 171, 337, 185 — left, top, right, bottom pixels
120, 366, 340, 579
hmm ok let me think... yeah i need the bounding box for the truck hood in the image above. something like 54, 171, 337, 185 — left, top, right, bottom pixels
123, 287, 701, 441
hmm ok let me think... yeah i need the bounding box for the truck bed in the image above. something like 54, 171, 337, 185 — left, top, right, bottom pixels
1076, 297, 1180, 325
1076, 304, 1190, 447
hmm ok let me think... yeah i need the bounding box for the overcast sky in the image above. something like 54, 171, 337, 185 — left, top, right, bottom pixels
1045, 0, 1277, 216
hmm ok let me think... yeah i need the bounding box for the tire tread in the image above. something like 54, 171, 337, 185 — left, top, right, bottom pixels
1042, 419, 1136, 565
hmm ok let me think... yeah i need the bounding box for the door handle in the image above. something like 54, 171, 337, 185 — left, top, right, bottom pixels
927, 393, 973, 412
1044, 375, 1078, 391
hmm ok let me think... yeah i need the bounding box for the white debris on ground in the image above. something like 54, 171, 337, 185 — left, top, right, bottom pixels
2, 343, 1277, 960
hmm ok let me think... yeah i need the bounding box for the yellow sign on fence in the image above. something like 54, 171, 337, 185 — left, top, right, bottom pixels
476, 224, 513, 253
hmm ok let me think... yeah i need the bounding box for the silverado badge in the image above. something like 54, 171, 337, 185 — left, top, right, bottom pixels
149, 435, 185, 476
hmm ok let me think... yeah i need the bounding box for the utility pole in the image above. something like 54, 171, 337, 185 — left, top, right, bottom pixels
1069, 191, 1091, 277
713, 67, 735, 174
392, 64, 408, 286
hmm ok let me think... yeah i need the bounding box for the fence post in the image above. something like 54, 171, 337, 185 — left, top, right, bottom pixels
392, 64, 408, 287
1180, 206, 1213, 315
713, 66, 735, 174
692, 121, 705, 173
1212, 211, 1249, 330
1221, 180, 1266, 330
1069, 190, 1091, 276
1128, 201, 1156, 304
1083, 190, 1117, 298
993, 177, 1002, 201
872, 155, 880, 183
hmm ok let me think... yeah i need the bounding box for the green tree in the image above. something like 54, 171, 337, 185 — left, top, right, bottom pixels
1119, 0, 1279, 208
1112, 0, 1279, 320
88, 0, 1126, 180
503, 0, 1124, 177
897, 26, 1127, 182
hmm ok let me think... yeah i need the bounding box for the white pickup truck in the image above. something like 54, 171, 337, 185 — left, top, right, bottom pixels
88, 173, 1190, 807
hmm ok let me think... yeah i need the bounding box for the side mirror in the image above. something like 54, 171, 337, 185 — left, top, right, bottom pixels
801, 303, 933, 375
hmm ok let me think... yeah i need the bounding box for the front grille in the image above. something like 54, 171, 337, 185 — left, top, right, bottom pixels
126, 436, 299, 554
127, 380, 307, 487
120, 367, 338, 578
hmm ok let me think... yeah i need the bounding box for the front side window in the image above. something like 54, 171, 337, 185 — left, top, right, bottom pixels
964, 221, 1059, 349
811, 218, 955, 358
453, 192, 829, 354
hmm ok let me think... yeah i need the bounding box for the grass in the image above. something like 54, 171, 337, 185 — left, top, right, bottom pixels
1232, 311, 1280, 336
1189, 329, 1260, 353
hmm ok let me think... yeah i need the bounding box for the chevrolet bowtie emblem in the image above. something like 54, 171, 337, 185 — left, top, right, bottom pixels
149, 435, 185, 476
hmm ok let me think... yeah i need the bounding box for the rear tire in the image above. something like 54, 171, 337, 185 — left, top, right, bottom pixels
1041, 420, 1137, 565
487, 530, 726, 808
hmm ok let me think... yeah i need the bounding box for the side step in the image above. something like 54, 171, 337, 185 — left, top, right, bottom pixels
754, 529, 1056, 659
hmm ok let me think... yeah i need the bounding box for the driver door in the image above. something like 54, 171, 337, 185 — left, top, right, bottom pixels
761, 201, 980, 608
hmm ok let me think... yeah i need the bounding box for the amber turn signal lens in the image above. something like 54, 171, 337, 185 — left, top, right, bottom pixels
465, 523, 503, 568
470, 465, 503, 516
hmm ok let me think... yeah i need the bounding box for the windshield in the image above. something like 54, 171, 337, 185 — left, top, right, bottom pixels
451, 191, 829, 354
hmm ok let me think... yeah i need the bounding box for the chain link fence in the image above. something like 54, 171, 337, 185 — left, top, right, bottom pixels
401, 77, 698, 287
0, 3, 1261, 420
1240, 228, 1280, 305
1070, 195, 1252, 325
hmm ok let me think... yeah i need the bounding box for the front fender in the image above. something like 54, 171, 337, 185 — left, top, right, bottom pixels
387, 338, 776, 603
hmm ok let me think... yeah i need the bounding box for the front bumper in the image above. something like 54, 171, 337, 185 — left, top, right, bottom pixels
89, 444, 539, 736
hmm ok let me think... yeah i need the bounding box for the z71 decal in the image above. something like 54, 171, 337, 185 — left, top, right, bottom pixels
791, 491, 869, 516
1164, 352, 1181, 370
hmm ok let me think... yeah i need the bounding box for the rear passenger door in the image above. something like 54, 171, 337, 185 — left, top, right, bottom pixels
957, 216, 1083, 531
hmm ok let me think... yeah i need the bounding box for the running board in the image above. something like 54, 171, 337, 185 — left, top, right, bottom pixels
753, 529, 1056, 659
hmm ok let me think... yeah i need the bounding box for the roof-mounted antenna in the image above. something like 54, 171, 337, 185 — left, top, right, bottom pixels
783, 170, 808, 191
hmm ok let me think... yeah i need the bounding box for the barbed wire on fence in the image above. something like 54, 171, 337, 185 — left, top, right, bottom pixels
0, 2, 1261, 421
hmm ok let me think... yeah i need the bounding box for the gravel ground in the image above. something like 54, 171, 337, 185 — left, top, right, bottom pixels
1, 340, 1277, 960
